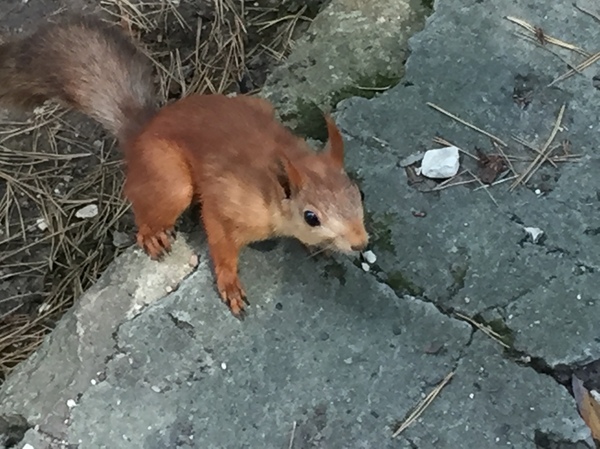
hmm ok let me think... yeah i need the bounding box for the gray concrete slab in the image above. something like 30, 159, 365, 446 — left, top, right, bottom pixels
2, 0, 600, 447
336, 0, 600, 368
67, 254, 470, 449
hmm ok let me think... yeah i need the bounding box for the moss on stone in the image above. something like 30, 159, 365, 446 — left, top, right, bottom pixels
421, 0, 434, 11
329, 72, 402, 106
386, 270, 425, 297
365, 211, 397, 253
284, 72, 403, 140
473, 314, 516, 348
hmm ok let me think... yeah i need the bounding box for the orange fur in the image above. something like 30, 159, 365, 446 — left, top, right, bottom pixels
0, 16, 369, 319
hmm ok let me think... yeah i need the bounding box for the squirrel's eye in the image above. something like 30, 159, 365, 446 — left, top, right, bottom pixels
303, 210, 321, 227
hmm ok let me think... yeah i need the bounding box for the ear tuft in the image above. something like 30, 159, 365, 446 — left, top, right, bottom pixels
323, 114, 345, 170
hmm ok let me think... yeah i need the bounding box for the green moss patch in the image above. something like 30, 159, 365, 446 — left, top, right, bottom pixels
386, 270, 425, 297
284, 72, 402, 140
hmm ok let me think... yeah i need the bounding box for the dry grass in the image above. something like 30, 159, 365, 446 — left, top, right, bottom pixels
0, 104, 130, 376
0, 0, 315, 383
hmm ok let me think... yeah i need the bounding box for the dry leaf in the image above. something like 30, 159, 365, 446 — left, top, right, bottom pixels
475, 147, 507, 184
572, 375, 600, 441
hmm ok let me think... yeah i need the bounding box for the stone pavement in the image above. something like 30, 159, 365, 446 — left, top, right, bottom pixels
2, 0, 600, 448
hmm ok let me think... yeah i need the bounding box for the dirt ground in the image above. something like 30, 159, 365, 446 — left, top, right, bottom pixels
0, 0, 327, 382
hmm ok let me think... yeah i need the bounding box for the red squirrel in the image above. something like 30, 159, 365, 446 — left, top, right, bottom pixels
0, 14, 369, 318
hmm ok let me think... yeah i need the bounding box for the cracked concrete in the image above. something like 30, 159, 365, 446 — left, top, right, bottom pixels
335, 0, 600, 376
2, 0, 600, 447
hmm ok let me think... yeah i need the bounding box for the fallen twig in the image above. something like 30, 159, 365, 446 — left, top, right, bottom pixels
454, 312, 510, 348
391, 371, 455, 438
505, 16, 589, 56
548, 51, 600, 87
427, 103, 508, 147
510, 104, 566, 190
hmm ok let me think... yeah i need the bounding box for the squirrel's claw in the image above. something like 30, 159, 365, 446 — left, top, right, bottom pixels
217, 272, 248, 319
137, 228, 176, 260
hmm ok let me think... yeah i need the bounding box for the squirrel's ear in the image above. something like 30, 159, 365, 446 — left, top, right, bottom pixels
323, 113, 345, 170
277, 154, 303, 198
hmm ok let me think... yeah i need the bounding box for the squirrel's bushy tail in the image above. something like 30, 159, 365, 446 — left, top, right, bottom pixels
0, 15, 157, 142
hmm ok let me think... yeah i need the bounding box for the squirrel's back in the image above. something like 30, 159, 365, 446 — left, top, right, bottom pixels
0, 15, 157, 142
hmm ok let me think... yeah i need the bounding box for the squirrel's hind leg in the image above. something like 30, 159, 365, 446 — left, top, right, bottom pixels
124, 147, 194, 260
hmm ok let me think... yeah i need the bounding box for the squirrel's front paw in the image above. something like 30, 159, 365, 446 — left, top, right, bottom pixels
216, 271, 249, 320
137, 228, 176, 260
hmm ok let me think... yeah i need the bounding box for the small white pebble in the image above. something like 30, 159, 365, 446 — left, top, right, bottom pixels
23, 444, 35, 449
577, 294, 582, 300
508, 314, 513, 319
469, 393, 474, 399
524, 226, 544, 244
38, 302, 51, 313
36, 218, 48, 231
166, 286, 173, 293
221, 362, 227, 370
464, 297, 470, 304
361, 262, 371, 272
362, 250, 377, 264
189, 254, 199, 267
151, 385, 161, 393
344, 357, 353, 364
75, 204, 99, 219
535, 189, 541, 195
91, 379, 97, 386
66, 399, 77, 408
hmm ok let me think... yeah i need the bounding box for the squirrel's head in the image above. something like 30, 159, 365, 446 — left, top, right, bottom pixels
278, 115, 369, 254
